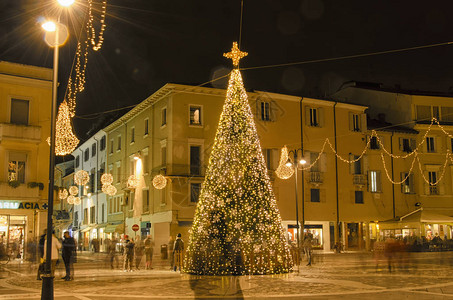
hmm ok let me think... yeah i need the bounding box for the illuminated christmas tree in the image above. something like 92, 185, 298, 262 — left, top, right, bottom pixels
184, 43, 293, 275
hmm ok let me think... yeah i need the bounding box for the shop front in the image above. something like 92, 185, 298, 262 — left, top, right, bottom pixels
283, 221, 331, 251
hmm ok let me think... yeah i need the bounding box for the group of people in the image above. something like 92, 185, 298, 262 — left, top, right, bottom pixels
36, 230, 76, 281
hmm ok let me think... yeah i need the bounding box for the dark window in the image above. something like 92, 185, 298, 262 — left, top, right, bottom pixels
110, 140, 113, 154
101, 204, 105, 223
402, 139, 411, 152
260, 102, 270, 121
310, 188, 320, 202
75, 156, 80, 168
353, 156, 361, 174
10, 99, 29, 125
427, 137, 435, 153
370, 137, 379, 149
191, 183, 201, 203
74, 212, 78, 227
309, 108, 318, 126
91, 143, 96, 157
90, 206, 95, 224
100, 136, 106, 151
190, 146, 201, 175
98, 163, 105, 191
142, 190, 150, 212
190, 106, 202, 125
401, 173, 414, 194
90, 169, 95, 192
131, 128, 135, 143
117, 136, 122, 150
352, 114, 360, 131
162, 108, 167, 126
144, 119, 149, 135
355, 191, 364, 204
84, 149, 89, 161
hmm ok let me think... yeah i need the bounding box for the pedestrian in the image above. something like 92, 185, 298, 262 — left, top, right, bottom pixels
168, 236, 174, 270
108, 238, 118, 269
123, 238, 134, 272
134, 236, 144, 270
36, 229, 46, 280
303, 233, 313, 266
61, 231, 76, 281
144, 235, 154, 270
173, 233, 184, 272
43, 230, 62, 277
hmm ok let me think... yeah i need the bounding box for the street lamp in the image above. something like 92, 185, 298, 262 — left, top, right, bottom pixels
284, 148, 306, 263
41, 2, 72, 299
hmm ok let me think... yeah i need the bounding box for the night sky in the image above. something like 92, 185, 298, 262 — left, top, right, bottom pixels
2, 0, 453, 141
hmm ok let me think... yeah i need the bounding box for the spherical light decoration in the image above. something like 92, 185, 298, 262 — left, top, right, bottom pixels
73, 197, 81, 205
127, 175, 139, 189
152, 175, 167, 190
105, 184, 117, 196
59, 189, 68, 200
69, 185, 79, 196
74, 170, 90, 185
275, 146, 295, 180
67, 195, 75, 205
101, 173, 113, 185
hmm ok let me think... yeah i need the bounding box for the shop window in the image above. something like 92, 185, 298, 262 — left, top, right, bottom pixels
191, 183, 201, 203
10, 98, 29, 125
260, 102, 270, 121
91, 143, 96, 157
426, 137, 435, 153
355, 191, 364, 204
84, 149, 89, 161
310, 188, 320, 202
190, 105, 202, 125
190, 145, 201, 175
100, 136, 106, 151
8, 153, 26, 183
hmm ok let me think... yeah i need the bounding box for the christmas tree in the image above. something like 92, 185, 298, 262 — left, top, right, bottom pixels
184, 43, 293, 275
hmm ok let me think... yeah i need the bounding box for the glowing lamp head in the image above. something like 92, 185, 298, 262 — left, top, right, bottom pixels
134, 156, 139, 160
299, 158, 307, 165
285, 160, 293, 167
57, 0, 75, 7
42, 21, 56, 32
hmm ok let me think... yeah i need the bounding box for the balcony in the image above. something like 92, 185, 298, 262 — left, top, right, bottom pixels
353, 174, 367, 187
0, 123, 41, 144
309, 171, 323, 185
0, 182, 40, 200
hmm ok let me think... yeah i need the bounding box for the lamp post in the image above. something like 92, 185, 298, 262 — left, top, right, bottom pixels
285, 149, 306, 262
41, 1, 72, 299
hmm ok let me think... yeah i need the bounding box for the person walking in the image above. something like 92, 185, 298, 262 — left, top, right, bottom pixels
173, 233, 184, 272
43, 230, 62, 277
61, 231, 76, 281
168, 236, 174, 270
303, 233, 313, 266
36, 229, 46, 280
134, 236, 144, 270
108, 238, 118, 269
144, 235, 154, 270
123, 238, 134, 272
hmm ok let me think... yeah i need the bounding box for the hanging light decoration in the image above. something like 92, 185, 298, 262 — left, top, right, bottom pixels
59, 189, 68, 200
127, 175, 139, 189
275, 146, 295, 179
74, 197, 81, 205
69, 185, 79, 196
74, 170, 90, 185
152, 175, 167, 190
101, 173, 113, 185
102, 184, 117, 196
67, 195, 75, 205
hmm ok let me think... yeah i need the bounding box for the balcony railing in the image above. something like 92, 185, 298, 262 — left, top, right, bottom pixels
0, 123, 41, 143
309, 171, 323, 184
353, 174, 367, 186
429, 185, 439, 195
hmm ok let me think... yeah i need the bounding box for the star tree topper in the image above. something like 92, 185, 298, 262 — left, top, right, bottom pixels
223, 42, 248, 67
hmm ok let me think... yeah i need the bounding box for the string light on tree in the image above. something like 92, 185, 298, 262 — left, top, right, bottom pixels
152, 175, 167, 189
74, 170, 90, 185
185, 43, 293, 275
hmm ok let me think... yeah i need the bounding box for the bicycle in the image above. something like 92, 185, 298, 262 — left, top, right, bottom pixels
0, 252, 10, 265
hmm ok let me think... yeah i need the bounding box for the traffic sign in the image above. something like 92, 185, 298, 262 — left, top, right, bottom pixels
132, 224, 140, 232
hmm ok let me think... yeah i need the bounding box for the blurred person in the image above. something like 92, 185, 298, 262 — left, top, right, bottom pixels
123, 238, 134, 272
134, 236, 144, 270
144, 235, 154, 270
43, 230, 62, 277
168, 236, 174, 270
108, 238, 119, 269
61, 231, 76, 281
173, 233, 184, 272
384, 235, 397, 272
36, 229, 46, 280
303, 233, 313, 266
26, 238, 36, 263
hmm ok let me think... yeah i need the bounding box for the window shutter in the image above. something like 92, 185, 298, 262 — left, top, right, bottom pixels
378, 135, 385, 149
377, 171, 382, 192
367, 171, 371, 192
424, 172, 430, 195
318, 107, 324, 127
399, 138, 404, 151
360, 113, 367, 132
400, 172, 405, 193
320, 153, 327, 172
409, 173, 415, 193
362, 155, 369, 173
320, 189, 326, 203
410, 139, 416, 151
305, 107, 311, 126
305, 186, 311, 202
349, 154, 354, 174
349, 112, 354, 131
304, 151, 311, 165
272, 149, 279, 171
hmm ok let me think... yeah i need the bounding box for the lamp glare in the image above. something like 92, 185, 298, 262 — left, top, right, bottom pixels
42, 21, 56, 32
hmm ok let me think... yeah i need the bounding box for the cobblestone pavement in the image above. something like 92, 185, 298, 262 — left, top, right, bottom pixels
1, 251, 453, 299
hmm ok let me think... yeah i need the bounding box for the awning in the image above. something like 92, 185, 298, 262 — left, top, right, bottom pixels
104, 224, 117, 233
401, 208, 453, 223
115, 223, 125, 233
81, 226, 93, 232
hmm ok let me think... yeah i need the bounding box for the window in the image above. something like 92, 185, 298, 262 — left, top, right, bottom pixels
75, 156, 80, 168
90, 169, 95, 192
10, 99, 29, 125
355, 191, 364, 204
117, 136, 122, 151
351, 114, 360, 131
109, 140, 114, 154
428, 171, 438, 195
401, 173, 414, 194
161, 146, 167, 168
83, 208, 88, 225
310, 152, 320, 172
161, 189, 166, 205
8, 153, 26, 183
352, 155, 361, 175
142, 189, 150, 212
161, 108, 167, 126
101, 204, 105, 223
129, 191, 135, 210
116, 163, 121, 183
190, 105, 202, 125
100, 136, 106, 151
416, 105, 432, 121
441, 107, 453, 122
191, 183, 201, 203
91, 143, 96, 157
263, 149, 272, 170
144, 119, 149, 136
84, 149, 89, 161
143, 152, 149, 174
310, 188, 320, 202
98, 163, 105, 191
369, 136, 379, 150
309, 108, 319, 127
90, 206, 95, 224
369, 171, 381, 193
190, 145, 201, 175
260, 102, 270, 121
426, 137, 435, 153
74, 211, 78, 227
400, 138, 415, 153
131, 127, 135, 143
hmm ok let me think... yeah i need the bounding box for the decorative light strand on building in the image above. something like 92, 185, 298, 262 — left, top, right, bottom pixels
54, 101, 79, 155
380, 152, 418, 184
274, 146, 294, 179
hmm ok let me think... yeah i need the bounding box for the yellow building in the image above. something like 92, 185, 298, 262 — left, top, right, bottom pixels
0, 61, 52, 256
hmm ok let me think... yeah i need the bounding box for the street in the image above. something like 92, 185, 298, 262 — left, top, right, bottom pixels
0, 251, 453, 299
